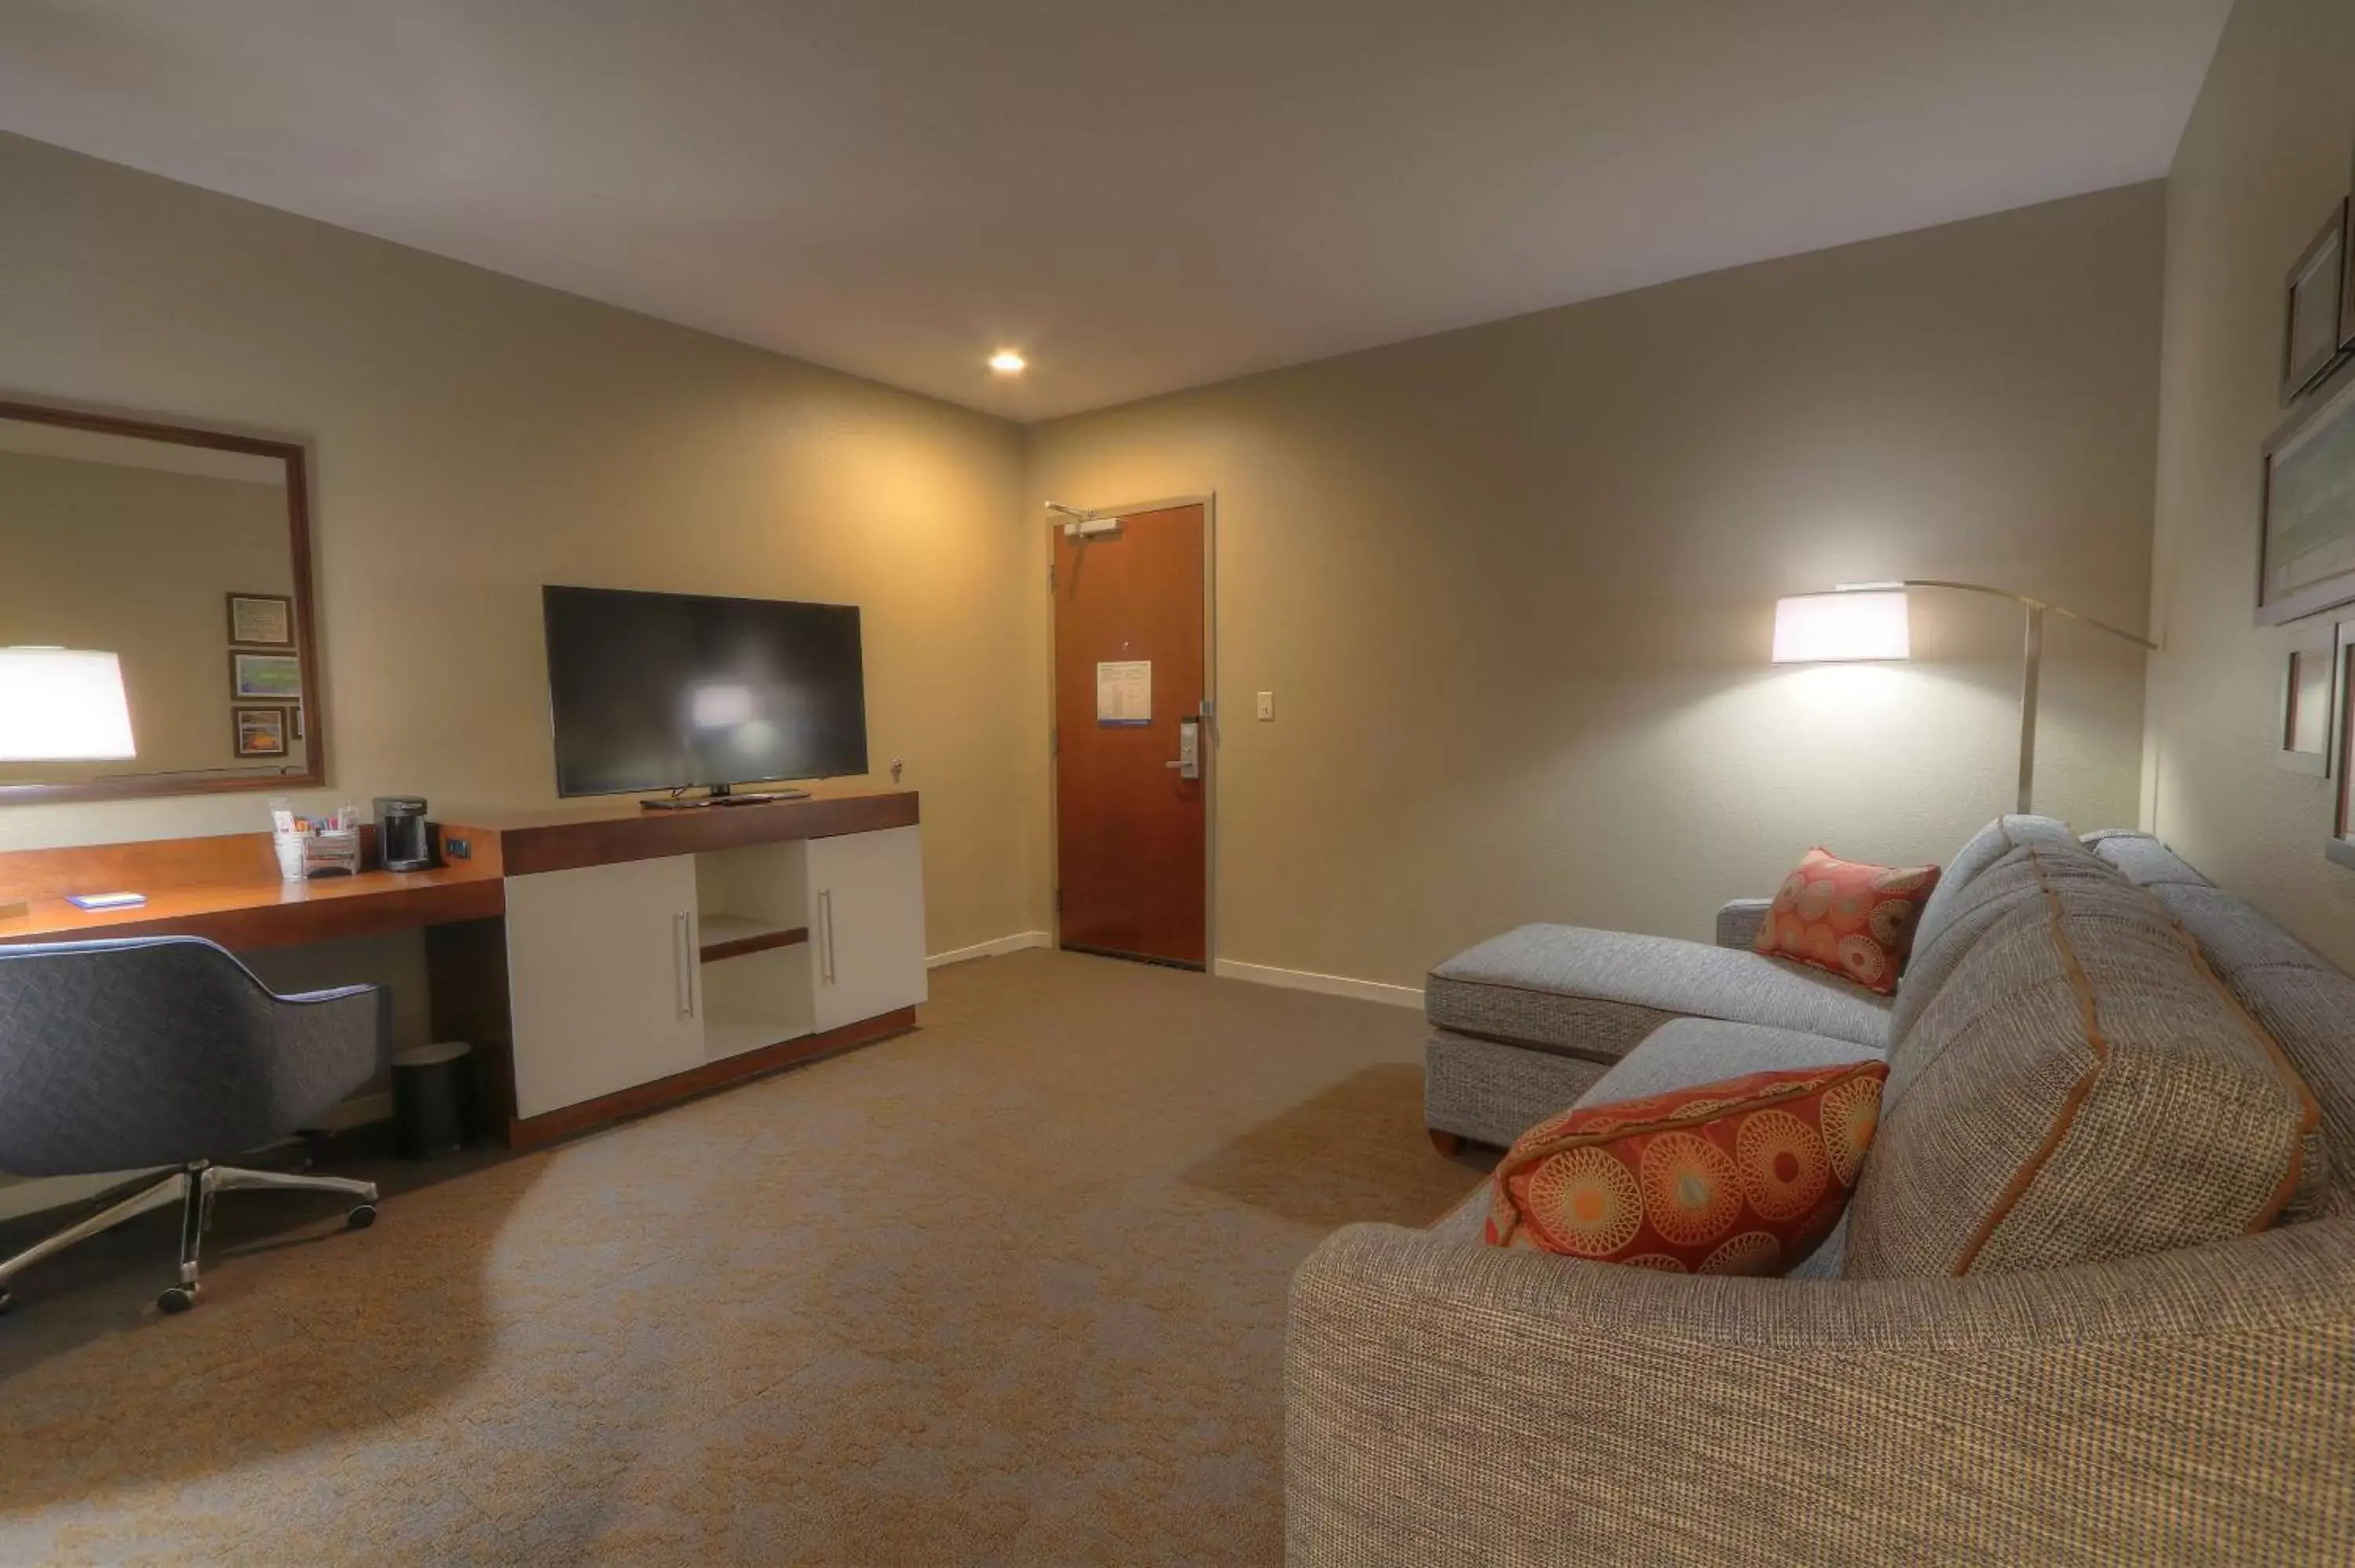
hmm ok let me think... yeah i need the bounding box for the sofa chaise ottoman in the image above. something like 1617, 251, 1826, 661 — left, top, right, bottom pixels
1287, 818, 2355, 1566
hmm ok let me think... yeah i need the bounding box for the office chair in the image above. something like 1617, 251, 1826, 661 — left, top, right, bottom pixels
0, 935, 388, 1314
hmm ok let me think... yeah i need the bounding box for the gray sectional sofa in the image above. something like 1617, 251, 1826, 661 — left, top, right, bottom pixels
1287, 819, 2355, 1566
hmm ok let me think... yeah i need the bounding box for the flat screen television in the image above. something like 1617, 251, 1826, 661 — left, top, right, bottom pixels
542, 585, 869, 799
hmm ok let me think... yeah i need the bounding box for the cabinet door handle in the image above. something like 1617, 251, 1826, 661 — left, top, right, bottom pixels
674, 910, 696, 1018
820, 889, 837, 983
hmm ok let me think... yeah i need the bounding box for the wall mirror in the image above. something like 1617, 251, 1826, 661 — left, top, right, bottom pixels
0, 398, 323, 803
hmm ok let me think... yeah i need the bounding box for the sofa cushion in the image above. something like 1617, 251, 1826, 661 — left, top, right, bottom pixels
1484, 1059, 1888, 1274
2083, 830, 2213, 890
1426, 1030, 1612, 1149
2153, 881, 2355, 1210
1579, 1016, 1886, 1099
1886, 837, 2124, 1076
1908, 814, 2080, 959
1427, 924, 1891, 1060
1847, 845, 2328, 1278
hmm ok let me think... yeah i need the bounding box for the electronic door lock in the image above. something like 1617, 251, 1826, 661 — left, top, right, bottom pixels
1166, 716, 1200, 781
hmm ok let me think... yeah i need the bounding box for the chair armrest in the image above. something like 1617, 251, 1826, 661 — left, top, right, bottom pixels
1714, 897, 1773, 949
1286, 1220, 2355, 1566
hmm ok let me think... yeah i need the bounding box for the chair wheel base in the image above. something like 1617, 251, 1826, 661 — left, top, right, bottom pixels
157, 1285, 197, 1315
347, 1203, 377, 1230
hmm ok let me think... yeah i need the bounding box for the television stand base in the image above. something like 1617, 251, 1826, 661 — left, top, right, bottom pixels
640, 787, 811, 811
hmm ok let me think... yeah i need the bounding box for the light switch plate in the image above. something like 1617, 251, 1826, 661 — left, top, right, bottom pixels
1255, 691, 1275, 721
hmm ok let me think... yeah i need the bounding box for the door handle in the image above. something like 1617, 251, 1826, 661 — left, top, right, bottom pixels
674, 911, 696, 1018
1165, 715, 1200, 780
819, 889, 837, 983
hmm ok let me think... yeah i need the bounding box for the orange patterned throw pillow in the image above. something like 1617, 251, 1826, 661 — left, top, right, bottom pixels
1484, 1061, 1889, 1275
1752, 848, 1940, 995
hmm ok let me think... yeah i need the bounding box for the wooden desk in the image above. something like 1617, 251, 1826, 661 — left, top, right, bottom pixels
0, 870, 504, 950
0, 830, 504, 950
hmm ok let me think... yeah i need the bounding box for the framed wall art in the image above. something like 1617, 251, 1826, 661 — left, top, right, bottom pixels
2260, 355, 2355, 623
2284, 200, 2350, 404
2344, 130, 2355, 357
2329, 618, 2355, 873
2277, 619, 2338, 775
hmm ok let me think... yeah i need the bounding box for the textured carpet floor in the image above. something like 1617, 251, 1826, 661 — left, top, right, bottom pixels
0, 949, 1482, 1565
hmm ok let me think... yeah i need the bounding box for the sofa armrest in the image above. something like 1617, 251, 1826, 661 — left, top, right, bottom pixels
1287, 1220, 2355, 1566
1714, 897, 1773, 949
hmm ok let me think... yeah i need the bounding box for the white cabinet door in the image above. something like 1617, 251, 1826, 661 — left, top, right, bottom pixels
506, 855, 705, 1118
807, 825, 927, 1033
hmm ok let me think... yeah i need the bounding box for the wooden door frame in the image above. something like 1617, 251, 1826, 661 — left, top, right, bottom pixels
1043, 492, 1218, 968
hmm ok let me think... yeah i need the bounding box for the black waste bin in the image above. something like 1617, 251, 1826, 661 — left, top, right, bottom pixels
392, 1041, 473, 1158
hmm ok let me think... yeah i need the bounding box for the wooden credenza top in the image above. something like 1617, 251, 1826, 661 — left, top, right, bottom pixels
440, 788, 919, 877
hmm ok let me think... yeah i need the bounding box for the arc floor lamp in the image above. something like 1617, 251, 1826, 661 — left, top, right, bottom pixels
1771, 582, 2158, 815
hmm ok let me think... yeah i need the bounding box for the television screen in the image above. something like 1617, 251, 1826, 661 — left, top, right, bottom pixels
542, 585, 869, 797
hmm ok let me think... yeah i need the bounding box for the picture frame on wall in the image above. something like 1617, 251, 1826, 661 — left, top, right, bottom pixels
2277, 620, 2337, 775
229, 650, 303, 702
2259, 355, 2355, 623
2328, 618, 2355, 873
232, 705, 290, 759
225, 592, 296, 648
2283, 201, 2349, 404
2343, 133, 2355, 356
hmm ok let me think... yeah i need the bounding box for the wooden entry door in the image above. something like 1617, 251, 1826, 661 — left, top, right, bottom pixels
1053, 502, 1207, 968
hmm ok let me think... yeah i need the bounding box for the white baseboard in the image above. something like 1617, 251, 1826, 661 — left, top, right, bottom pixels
1213, 957, 1425, 1009
927, 930, 1052, 968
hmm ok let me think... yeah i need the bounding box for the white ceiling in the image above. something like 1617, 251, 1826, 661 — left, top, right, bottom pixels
0, 1, 2229, 422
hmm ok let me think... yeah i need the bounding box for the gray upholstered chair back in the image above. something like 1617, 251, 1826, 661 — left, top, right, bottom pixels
0, 936, 389, 1176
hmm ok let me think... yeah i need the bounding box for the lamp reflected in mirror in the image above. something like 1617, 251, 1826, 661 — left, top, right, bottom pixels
0, 647, 135, 761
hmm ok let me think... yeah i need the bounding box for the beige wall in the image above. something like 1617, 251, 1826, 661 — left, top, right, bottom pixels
0, 132, 1034, 961
1028, 186, 2164, 990
0, 448, 301, 782
2144, 0, 2355, 970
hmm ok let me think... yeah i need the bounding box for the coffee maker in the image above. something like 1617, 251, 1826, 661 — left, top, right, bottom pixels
375, 797, 433, 872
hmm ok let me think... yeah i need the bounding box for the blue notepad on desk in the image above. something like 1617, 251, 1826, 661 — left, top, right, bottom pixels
67, 892, 147, 911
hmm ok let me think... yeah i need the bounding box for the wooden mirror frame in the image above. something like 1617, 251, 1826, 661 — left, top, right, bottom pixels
0, 396, 325, 804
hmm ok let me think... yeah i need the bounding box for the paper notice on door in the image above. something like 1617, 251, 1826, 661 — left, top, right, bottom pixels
1096, 660, 1152, 726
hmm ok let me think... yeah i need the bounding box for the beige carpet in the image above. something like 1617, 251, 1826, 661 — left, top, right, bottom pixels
0, 949, 1481, 1565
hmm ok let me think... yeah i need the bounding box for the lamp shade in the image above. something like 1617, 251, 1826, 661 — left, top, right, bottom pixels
0, 647, 137, 760
1771, 591, 1910, 663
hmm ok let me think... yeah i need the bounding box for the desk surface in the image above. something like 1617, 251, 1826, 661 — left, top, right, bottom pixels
0, 864, 504, 951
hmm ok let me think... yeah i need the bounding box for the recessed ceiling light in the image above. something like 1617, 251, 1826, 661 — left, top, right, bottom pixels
988, 349, 1027, 374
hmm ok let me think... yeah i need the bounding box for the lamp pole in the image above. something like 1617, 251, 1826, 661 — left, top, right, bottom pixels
1865, 580, 2155, 816
2017, 602, 2043, 816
